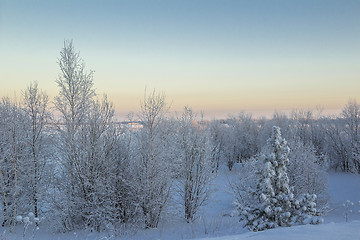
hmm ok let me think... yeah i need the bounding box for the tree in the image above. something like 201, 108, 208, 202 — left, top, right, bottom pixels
287, 139, 329, 209
53, 40, 96, 230
108, 121, 138, 229
22, 81, 50, 224
258, 112, 292, 150
238, 126, 321, 231
322, 100, 360, 173
176, 107, 212, 223
54, 40, 96, 187
342, 99, 360, 141
74, 96, 121, 231
0, 98, 27, 230
132, 89, 172, 228
290, 109, 314, 146
222, 129, 236, 171
326, 118, 352, 172
221, 119, 241, 171
342, 99, 360, 172
207, 120, 225, 173
220, 113, 261, 172
290, 108, 327, 159
236, 112, 260, 161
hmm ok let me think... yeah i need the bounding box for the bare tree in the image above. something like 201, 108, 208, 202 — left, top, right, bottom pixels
290, 108, 327, 158
109, 122, 138, 228
0, 98, 27, 230
287, 139, 329, 209
53, 40, 96, 230
133, 89, 171, 228
222, 120, 240, 171
207, 120, 225, 173
325, 119, 351, 172
54, 40, 95, 192
323, 100, 360, 173
237, 112, 260, 161
22, 81, 50, 223
342, 99, 360, 172
176, 106, 212, 223
74, 96, 117, 231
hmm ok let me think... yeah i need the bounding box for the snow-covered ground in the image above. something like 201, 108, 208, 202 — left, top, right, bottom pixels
196, 221, 360, 240
1, 166, 359, 240
325, 173, 360, 223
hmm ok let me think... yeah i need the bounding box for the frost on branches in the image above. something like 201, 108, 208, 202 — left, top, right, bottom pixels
239, 126, 322, 231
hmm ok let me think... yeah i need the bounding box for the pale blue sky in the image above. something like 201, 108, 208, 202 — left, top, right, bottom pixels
0, 0, 359, 118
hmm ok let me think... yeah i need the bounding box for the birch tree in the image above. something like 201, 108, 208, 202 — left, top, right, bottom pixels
176, 107, 211, 223
74, 96, 117, 231
287, 139, 329, 209
342, 99, 360, 172
0, 98, 27, 230
133, 89, 171, 228
22, 81, 50, 223
207, 120, 225, 173
53, 40, 96, 230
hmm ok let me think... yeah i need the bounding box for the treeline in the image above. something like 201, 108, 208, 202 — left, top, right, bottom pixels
0, 40, 359, 233
211, 102, 360, 174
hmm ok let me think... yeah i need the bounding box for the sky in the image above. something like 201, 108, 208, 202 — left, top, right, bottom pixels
0, 0, 359, 119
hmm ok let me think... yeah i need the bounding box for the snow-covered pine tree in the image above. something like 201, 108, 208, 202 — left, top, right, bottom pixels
239, 126, 321, 231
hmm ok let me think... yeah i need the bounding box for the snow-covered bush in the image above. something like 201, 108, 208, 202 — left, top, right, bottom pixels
16, 212, 39, 240
236, 126, 322, 231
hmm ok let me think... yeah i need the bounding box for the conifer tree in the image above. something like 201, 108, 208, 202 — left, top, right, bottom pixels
239, 126, 322, 231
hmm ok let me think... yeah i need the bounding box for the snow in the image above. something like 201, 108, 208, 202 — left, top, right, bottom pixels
23, 217, 30, 224
328, 173, 360, 205
325, 173, 360, 223
196, 221, 360, 240
15, 216, 22, 222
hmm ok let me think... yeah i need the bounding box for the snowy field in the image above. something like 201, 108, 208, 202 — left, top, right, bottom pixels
1, 167, 360, 240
